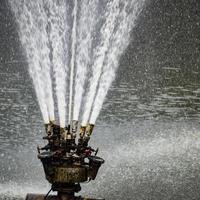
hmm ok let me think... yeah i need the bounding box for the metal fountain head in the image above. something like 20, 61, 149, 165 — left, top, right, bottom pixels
26, 121, 104, 200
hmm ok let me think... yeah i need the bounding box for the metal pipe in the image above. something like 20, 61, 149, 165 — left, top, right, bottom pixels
72, 120, 78, 134
79, 126, 86, 138
85, 124, 95, 137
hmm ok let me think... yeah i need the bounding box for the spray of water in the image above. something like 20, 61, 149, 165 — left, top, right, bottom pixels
89, 0, 145, 124
73, 0, 98, 121
9, 0, 55, 123
36, 1, 55, 122
68, 0, 78, 125
46, 0, 69, 127
81, 0, 121, 126
10, 0, 145, 127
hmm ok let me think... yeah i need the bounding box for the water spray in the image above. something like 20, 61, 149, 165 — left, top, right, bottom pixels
37, 1, 55, 122
9, 0, 146, 199
47, 0, 69, 128
9, 0, 53, 124
73, 0, 97, 121
90, 0, 145, 124
81, 0, 121, 126
68, 0, 78, 126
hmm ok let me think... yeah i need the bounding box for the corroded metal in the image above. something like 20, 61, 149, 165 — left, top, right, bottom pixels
85, 124, 94, 137
79, 126, 86, 138
88, 156, 104, 180
54, 167, 88, 183
72, 120, 78, 134
45, 121, 55, 136
29, 122, 104, 200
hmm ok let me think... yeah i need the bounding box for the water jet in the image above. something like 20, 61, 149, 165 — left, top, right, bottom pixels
8, 0, 146, 199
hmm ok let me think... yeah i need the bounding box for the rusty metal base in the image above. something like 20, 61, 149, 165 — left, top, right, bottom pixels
25, 194, 105, 200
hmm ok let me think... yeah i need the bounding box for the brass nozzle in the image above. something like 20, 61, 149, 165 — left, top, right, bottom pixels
45, 123, 52, 135
44, 121, 56, 135
50, 120, 56, 124
72, 120, 78, 134
85, 124, 95, 137
79, 126, 86, 138
61, 127, 74, 140
60, 127, 66, 140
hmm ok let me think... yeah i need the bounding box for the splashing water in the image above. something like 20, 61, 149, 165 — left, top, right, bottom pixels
81, 0, 145, 125
36, 2, 55, 122
45, 0, 69, 127
73, 0, 98, 121
89, 0, 145, 124
10, 0, 55, 123
68, 0, 78, 124
9, 0, 145, 127
81, 0, 122, 126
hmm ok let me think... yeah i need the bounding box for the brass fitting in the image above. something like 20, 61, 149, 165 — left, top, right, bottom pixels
60, 127, 67, 140
44, 122, 53, 136
79, 126, 86, 138
72, 120, 78, 134
85, 124, 95, 137
44, 123, 50, 134
66, 133, 72, 140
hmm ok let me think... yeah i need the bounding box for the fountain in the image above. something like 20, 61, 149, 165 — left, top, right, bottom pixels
26, 121, 104, 200
8, 0, 145, 199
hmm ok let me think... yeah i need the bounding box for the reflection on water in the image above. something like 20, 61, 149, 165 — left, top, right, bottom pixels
0, 0, 200, 199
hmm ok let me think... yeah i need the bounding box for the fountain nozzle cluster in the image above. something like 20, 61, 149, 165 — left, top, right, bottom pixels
28, 121, 104, 200
45, 121, 95, 147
